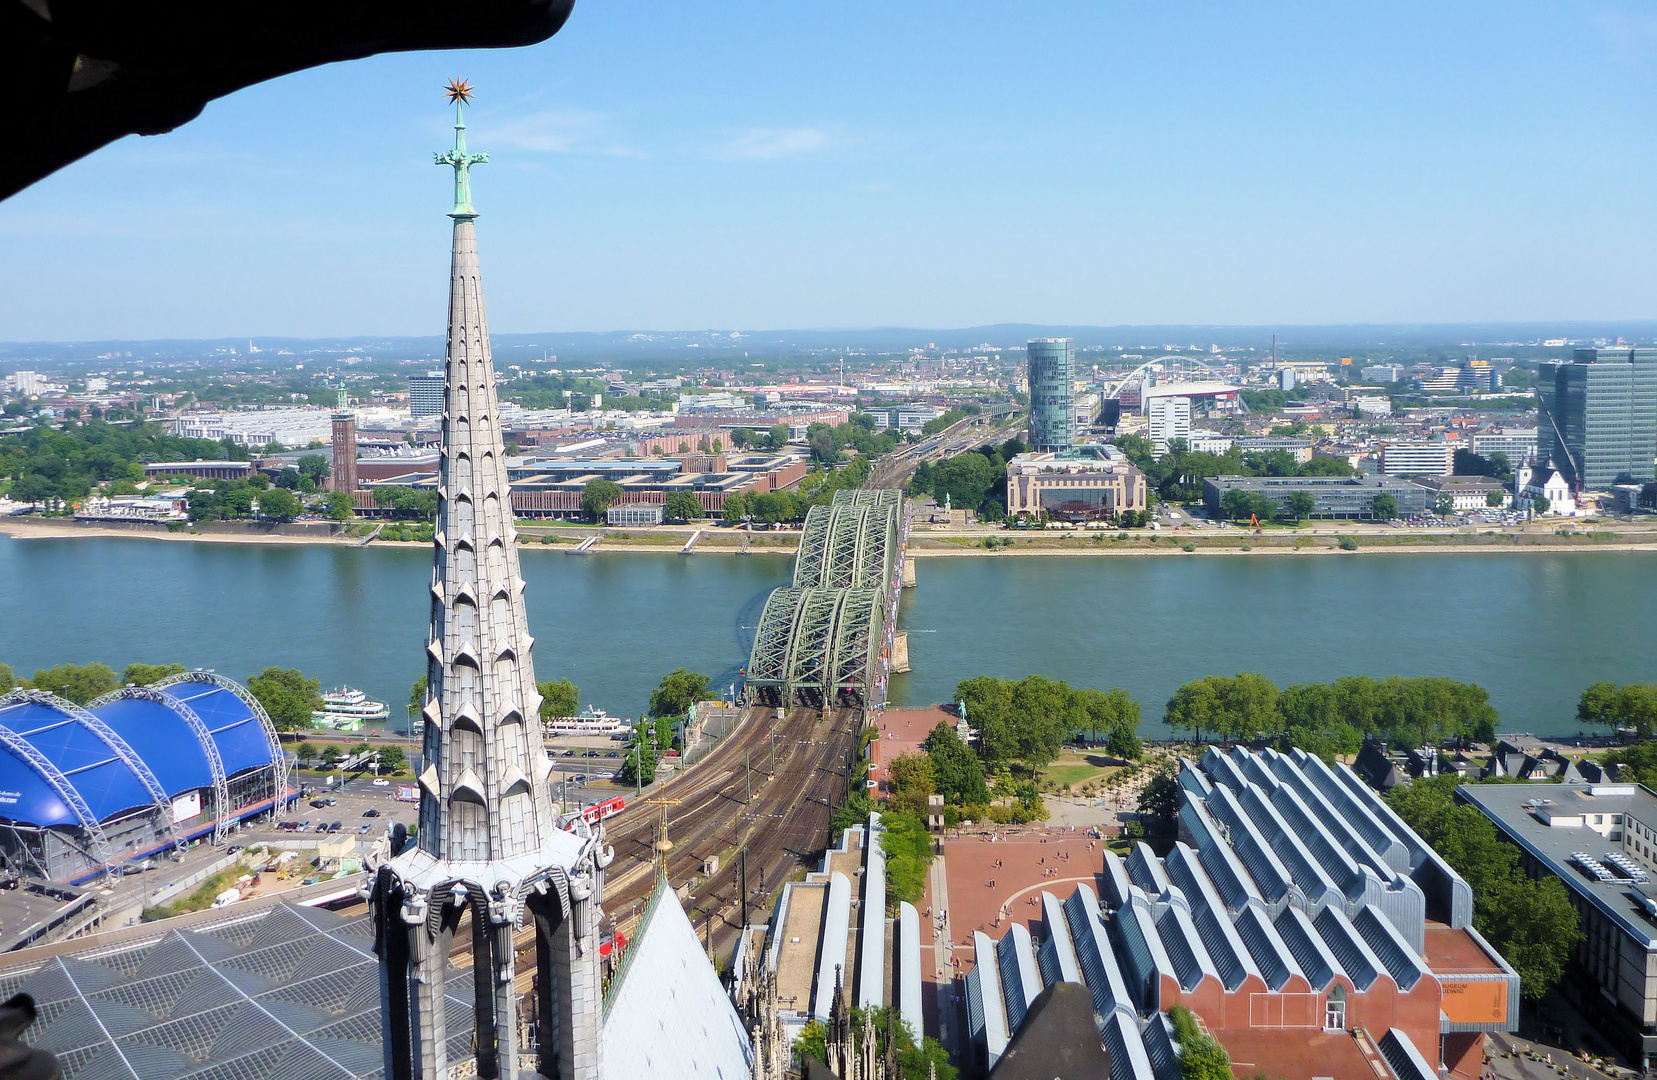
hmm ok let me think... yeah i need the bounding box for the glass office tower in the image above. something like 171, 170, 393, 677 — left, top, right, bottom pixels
1027, 337, 1076, 451
1537, 349, 1657, 490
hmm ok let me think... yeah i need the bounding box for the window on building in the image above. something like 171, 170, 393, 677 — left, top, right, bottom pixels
1325, 985, 1346, 1031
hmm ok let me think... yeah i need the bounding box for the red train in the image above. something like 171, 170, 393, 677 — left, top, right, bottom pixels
562, 795, 626, 830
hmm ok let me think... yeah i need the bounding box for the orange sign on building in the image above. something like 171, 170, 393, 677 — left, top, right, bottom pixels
1440, 980, 1508, 1025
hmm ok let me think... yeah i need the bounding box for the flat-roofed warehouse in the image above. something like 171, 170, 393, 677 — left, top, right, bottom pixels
0, 674, 290, 883
1461, 780, 1657, 1072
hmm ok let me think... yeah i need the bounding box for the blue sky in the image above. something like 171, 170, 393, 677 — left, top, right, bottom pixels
5, 1, 1657, 340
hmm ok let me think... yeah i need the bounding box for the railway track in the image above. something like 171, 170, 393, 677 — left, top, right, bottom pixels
434, 704, 859, 993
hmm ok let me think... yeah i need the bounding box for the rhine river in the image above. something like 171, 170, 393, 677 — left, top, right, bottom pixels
2, 536, 1653, 737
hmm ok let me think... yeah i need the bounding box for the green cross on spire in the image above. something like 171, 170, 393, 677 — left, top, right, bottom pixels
436, 78, 487, 220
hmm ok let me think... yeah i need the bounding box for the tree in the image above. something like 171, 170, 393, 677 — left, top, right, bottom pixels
1005, 675, 1073, 765
1578, 682, 1657, 738
831, 786, 873, 836
809, 427, 839, 464
259, 486, 301, 522
296, 453, 331, 487
766, 423, 791, 450
296, 742, 318, 768
925, 452, 998, 516
538, 677, 580, 722
409, 675, 427, 719
1388, 776, 1580, 1000
1136, 762, 1180, 837
121, 662, 184, 687
1531, 494, 1550, 516
1219, 489, 1253, 522
581, 478, 624, 522
880, 809, 935, 903
1163, 673, 1280, 743
319, 745, 343, 769
955, 675, 1017, 766
748, 491, 799, 525
731, 427, 753, 450
28, 662, 119, 704
663, 490, 704, 520
648, 668, 712, 719
721, 492, 749, 523
1170, 1006, 1232, 1080
1284, 490, 1316, 523
378, 745, 408, 773
1077, 687, 1142, 760
0, 662, 13, 694
245, 667, 324, 731
617, 735, 659, 787
1486, 490, 1505, 507
886, 753, 936, 816
922, 722, 989, 806
1435, 492, 1455, 517
323, 489, 354, 521
1297, 456, 1357, 478
1371, 492, 1399, 520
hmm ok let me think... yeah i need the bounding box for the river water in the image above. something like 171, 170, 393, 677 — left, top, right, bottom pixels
2, 537, 1652, 737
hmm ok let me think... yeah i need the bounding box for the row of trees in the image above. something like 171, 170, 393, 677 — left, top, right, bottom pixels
1214, 487, 1401, 525
1164, 673, 1498, 756
954, 674, 1142, 767
0, 661, 187, 702
293, 740, 407, 774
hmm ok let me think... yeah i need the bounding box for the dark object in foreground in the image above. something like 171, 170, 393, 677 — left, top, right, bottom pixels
989, 982, 1113, 1079
0, 994, 60, 1080
4, 0, 576, 200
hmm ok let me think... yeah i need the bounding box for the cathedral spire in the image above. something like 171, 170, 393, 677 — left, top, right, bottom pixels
373, 84, 612, 1080
416, 79, 558, 862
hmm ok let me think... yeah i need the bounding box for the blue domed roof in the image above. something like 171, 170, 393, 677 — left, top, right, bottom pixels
0, 678, 280, 830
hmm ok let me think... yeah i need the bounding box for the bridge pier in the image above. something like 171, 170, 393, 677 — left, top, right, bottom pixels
890, 632, 910, 674
900, 557, 916, 588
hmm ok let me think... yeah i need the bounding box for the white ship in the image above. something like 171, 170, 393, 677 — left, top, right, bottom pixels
544, 706, 632, 740
311, 687, 390, 732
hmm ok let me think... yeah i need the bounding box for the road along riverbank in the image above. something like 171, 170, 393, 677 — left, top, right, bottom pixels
8, 515, 1656, 558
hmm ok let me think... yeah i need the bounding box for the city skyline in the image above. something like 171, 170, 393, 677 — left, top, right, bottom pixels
5, 2, 1657, 340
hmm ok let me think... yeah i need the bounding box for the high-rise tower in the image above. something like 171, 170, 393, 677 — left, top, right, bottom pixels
1027, 337, 1076, 451
371, 81, 613, 1080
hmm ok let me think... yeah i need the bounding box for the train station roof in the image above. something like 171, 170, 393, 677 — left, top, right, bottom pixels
0, 903, 475, 1080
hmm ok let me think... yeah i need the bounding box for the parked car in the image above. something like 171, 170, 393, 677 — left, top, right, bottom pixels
329, 821, 343, 833
309, 799, 329, 809
363, 808, 381, 817
358, 824, 373, 834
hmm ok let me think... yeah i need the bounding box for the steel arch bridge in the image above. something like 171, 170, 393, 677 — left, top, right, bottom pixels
747, 490, 906, 709
1106, 354, 1220, 399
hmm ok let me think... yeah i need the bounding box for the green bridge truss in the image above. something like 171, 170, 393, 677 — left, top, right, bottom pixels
747, 490, 904, 708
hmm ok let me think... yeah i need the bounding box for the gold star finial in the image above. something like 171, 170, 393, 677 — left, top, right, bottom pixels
444, 78, 475, 106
